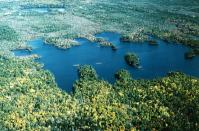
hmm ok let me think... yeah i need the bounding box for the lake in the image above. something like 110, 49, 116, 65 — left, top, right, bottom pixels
13, 32, 199, 92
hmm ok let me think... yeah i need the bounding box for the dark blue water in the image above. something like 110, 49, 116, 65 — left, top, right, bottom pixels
13, 32, 199, 92
13, 49, 31, 56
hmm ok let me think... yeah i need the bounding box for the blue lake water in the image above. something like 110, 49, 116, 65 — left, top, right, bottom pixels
13, 32, 199, 92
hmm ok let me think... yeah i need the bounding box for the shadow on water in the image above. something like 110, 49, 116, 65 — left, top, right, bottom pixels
13, 32, 199, 92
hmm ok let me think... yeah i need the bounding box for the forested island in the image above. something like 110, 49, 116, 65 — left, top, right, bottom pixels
124, 52, 140, 68
0, 0, 199, 130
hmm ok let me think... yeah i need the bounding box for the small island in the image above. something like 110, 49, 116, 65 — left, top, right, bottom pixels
124, 52, 140, 68
184, 51, 196, 59
184, 49, 199, 59
99, 41, 117, 51
147, 40, 158, 46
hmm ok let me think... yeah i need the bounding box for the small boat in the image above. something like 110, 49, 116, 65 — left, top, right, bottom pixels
96, 62, 102, 65
73, 64, 80, 67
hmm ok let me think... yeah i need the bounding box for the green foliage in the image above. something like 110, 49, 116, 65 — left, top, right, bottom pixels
1, 0, 199, 53
0, 57, 199, 130
124, 52, 140, 68
99, 41, 113, 47
0, 56, 78, 130
95, 37, 117, 51
74, 67, 199, 130
0, 25, 18, 41
120, 31, 147, 43
115, 69, 132, 82
73, 79, 118, 130
77, 65, 98, 80
44, 37, 80, 49
114, 71, 199, 130
0, 0, 199, 130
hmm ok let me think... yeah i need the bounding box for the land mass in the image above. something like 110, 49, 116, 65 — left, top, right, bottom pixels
0, 0, 199, 130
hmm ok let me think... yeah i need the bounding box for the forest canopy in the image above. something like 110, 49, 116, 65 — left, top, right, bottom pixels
0, 0, 199, 130
0, 56, 198, 130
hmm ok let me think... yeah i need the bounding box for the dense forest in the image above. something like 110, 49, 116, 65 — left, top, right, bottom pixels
0, 0, 199, 130
0, 57, 198, 130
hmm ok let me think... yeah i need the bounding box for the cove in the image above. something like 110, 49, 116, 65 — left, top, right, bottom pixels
13, 32, 199, 92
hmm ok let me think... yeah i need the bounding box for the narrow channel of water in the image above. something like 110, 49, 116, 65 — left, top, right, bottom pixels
13, 32, 199, 92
